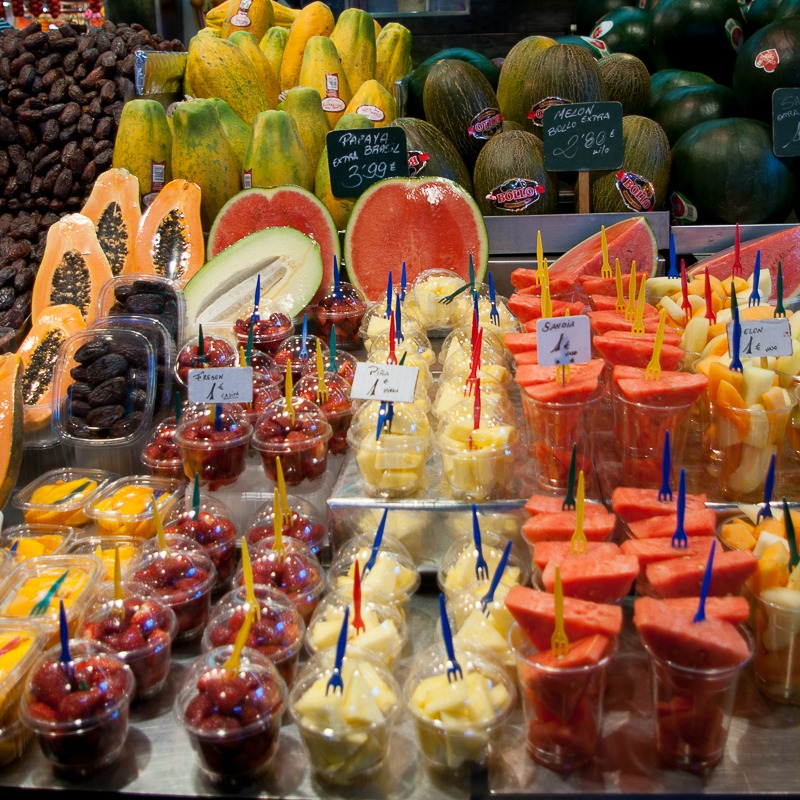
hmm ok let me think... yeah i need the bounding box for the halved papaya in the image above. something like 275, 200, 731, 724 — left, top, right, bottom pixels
133, 179, 204, 287
17, 304, 86, 432
81, 167, 142, 277
31, 214, 113, 325
0, 353, 23, 510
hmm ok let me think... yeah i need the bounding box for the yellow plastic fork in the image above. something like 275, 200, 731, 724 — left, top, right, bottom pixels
550, 566, 569, 659
646, 308, 668, 382
630, 273, 647, 335
569, 471, 588, 556
624, 261, 638, 321
315, 340, 328, 405
600, 225, 612, 279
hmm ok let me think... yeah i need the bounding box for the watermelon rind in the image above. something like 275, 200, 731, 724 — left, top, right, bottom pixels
343, 176, 489, 301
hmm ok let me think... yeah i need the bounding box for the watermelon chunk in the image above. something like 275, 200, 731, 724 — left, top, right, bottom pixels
522, 510, 616, 544
579, 275, 631, 295
611, 486, 708, 523
645, 549, 758, 598
528, 634, 612, 668
525, 494, 609, 517
505, 585, 623, 651
589, 294, 659, 316
593, 334, 684, 370
626, 509, 717, 539
532, 540, 621, 571
508, 294, 585, 323
633, 596, 750, 627
541, 554, 640, 603
343, 177, 488, 300
514, 350, 540, 365
516, 359, 605, 387
504, 331, 539, 354
613, 366, 708, 405
597, 328, 683, 348
588, 310, 671, 336
511, 266, 541, 290
522, 376, 602, 404
621, 536, 714, 567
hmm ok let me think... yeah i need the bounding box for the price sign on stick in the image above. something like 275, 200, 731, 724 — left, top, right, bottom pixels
327, 127, 409, 198
350, 362, 418, 403
726, 319, 793, 359
772, 88, 800, 157
187, 367, 253, 403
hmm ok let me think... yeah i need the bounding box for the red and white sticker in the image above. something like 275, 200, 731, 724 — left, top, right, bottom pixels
230, 0, 252, 27
486, 178, 545, 212
243, 169, 252, 190
278, 90, 288, 103
670, 191, 698, 224
755, 48, 780, 73
725, 18, 743, 50
142, 160, 166, 207
615, 171, 655, 212
578, 36, 608, 56
407, 150, 429, 176
321, 73, 345, 112
468, 108, 503, 139
528, 96, 571, 127
592, 20, 613, 38
356, 104, 385, 122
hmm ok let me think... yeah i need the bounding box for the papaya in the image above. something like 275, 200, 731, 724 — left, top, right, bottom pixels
133, 179, 205, 287
17, 304, 85, 432
299, 35, 352, 128
260, 25, 289, 78
111, 99, 172, 207
330, 8, 376, 93
0, 353, 23, 511
271, 0, 299, 27
278, 86, 330, 174
186, 34, 270, 124
80, 167, 141, 277
344, 78, 397, 127
204, 1, 227, 29
196, 27, 221, 37
315, 112, 374, 231
279, 1, 335, 92
206, 98, 252, 172
220, 0, 274, 41
31, 214, 112, 325
375, 22, 412, 91
228, 30, 279, 109
244, 109, 314, 191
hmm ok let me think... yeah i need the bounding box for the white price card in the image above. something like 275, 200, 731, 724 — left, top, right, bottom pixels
187, 367, 253, 404
350, 362, 419, 403
535, 315, 592, 367
726, 319, 793, 359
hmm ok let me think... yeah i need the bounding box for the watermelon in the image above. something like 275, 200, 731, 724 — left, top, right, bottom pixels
525, 494, 610, 517
613, 365, 708, 405
508, 294, 585, 322
590, 7, 654, 66
649, 68, 716, 112
206, 186, 340, 303
527, 634, 612, 669
516, 359, 605, 388
633, 595, 750, 627
593, 333, 684, 370
523, 376, 602, 404
521, 510, 617, 544
588, 310, 674, 336
687, 226, 800, 299
532, 540, 621, 571
627, 509, 718, 539
576, 0, 637, 32
541, 554, 640, 603
343, 177, 488, 301
597, 328, 683, 348
589, 295, 658, 316
621, 536, 715, 567
504, 331, 539, 354
514, 350, 540, 366
545, 217, 658, 290
651, 83, 738, 146
579, 275, 630, 295
645, 549, 758, 597
611, 486, 708, 523
506, 585, 623, 652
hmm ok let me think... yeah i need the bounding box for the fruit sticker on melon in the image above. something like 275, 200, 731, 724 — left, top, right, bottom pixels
343, 177, 489, 301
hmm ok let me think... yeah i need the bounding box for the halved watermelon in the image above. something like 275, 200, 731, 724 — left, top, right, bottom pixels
594, 334, 684, 371
532, 540, 621, 571
207, 186, 341, 303
621, 536, 715, 568
541, 554, 640, 604
645, 549, 758, 598
525, 494, 610, 517
506, 585, 623, 652
611, 486, 708, 523
343, 177, 488, 301
522, 510, 616, 544
613, 366, 708, 405
633, 596, 750, 628
516, 359, 605, 388
508, 294, 586, 322
627, 509, 717, 540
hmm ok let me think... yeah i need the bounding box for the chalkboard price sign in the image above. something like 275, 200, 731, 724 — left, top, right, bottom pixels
326, 127, 409, 198
772, 88, 800, 157
542, 101, 624, 172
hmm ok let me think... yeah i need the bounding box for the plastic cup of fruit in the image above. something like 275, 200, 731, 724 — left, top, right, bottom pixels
80, 589, 178, 702
232, 308, 294, 355
358, 301, 425, 351
127, 534, 217, 643
140, 415, 184, 480
13, 468, 113, 528
302, 349, 358, 387
440, 323, 507, 365
294, 371, 353, 456
458, 290, 523, 339
289, 651, 402, 784
174, 403, 252, 490
0, 523, 77, 562
409, 268, 473, 332
174, 332, 238, 388
309, 282, 368, 350
242, 371, 283, 426
347, 400, 432, 499
233, 536, 325, 624
305, 588, 408, 670
65, 536, 140, 583
641, 625, 753, 773
20, 640, 135, 777
273, 334, 329, 385
432, 370, 510, 421
164, 491, 238, 591
509, 622, 615, 772
405, 643, 515, 772
439, 345, 512, 387
252, 397, 333, 486
175, 644, 288, 785
368, 328, 437, 367
244, 494, 328, 555
357, 347, 435, 397
202, 584, 305, 687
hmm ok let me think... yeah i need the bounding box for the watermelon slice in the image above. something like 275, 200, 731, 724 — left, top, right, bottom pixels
521, 510, 616, 544
343, 177, 488, 300
579, 275, 631, 295
206, 187, 341, 303
597, 328, 682, 348
594, 334, 684, 370
516, 359, 605, 388
522, 376, 601, 404
505, 585, 623, 652
541, 554, 640, 603
511, 267, 541, 290
532, 540, 621, 571
645, 549, 758, 598
525, 494, 609, 517
504, 332, 539, 354
527, 634, 612, 668
508, 294, 585, 322
611, 486, 708, 523
514, 350, 540, 366
687, 226, 800, 299
589, 294, 659, 316
588, 310, 672, 336
633, 596, 750, 627
613, 366, 708, 405
621, 536, 714, 568
626, 509, 717, 539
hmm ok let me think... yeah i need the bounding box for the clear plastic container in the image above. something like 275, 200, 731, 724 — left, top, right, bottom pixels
358, 301, 424, 352
244, 494, 328, 555
243, 371, 283, 426
451, 287, 522, 337
294, 371, 353, 457
302, 349, 359, 387
309, 282, 367, 350
23, 396, 57, 449
140, 415, 184, 480
409, 268, 473, 333
84, 475, 184, 540
0, 554, 104, 645
272, 335, 330, 386
0, 523, 77, 561
231, 304, 294, 355
65, 536, 141, 583
432, 369, 510, 421
439, 341, 512, 387
368, 328, 436, 367
174, 328, 238, 388
13, 468, 113, 528
439, 324, 507, 368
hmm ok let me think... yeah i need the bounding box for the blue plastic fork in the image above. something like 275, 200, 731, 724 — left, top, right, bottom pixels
659, 430, 673, 503
757, 454, 776, 524
395, 295, 404, 343
30, 570, 69, 617
671, 468, 688, 549
251, 274, 261, 325
775, 261, 787, 319
299, 314, 309, 360
439, 593, 463, 683
667, 231, 679, 279
325, 605, 349, 696
333, 254, 342, 301
730, 287, 744, 373
784, 497, 799, 570
693, 540, 716, 623
562, 444, 577, 511
386, 271, 393, 318
488, 272, 500, 326
362, 507, 388, 579
58, 599, 75, 683
400, 261, 407, 302
472, 504, 489, 582
481, 540, 512, 614
748, 250, 761, 308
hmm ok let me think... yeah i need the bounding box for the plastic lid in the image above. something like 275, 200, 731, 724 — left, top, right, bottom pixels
294, 371, 353, 420
312, 282, 367, 319
440, 325, 507, 366
0, 523, 78, 561
273, 334, 329, 372
164, 490, 238, 555
244, 494, 328, 554
174, 331, 238, 388
432, 371, 509, 421
436, 396, 516, 452
410, 268, 472, 331
358, 301, 424, 343
13, 469, 114, 526
349, 399, 431, 440
368, 328, 436, 365
0, 618, 47, 720
301, 350, 358, 387
65, 537, 141, 582
174, 402, 253, 448
252, 396, 333, 452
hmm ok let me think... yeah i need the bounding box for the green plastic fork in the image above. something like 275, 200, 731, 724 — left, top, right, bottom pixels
29, 570, 69, 617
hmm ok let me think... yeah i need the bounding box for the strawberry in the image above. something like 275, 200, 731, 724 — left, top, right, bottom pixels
119, 625, 147, 652
26, 700, 58, 723
29, 661, 71, 708
184, 691, 214, 725
210, 675, 250, 715
197, 713, 241, 733
57, 688, 104, 722
208, 624, 234, 648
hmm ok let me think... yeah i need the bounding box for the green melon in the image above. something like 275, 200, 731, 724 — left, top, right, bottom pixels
744, 0, 784, 31
497, 35, 557, 128
597, 52, 651, 115
554, 35, 610, 60
648, 68, 717, 112
651, 83, 737, 145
